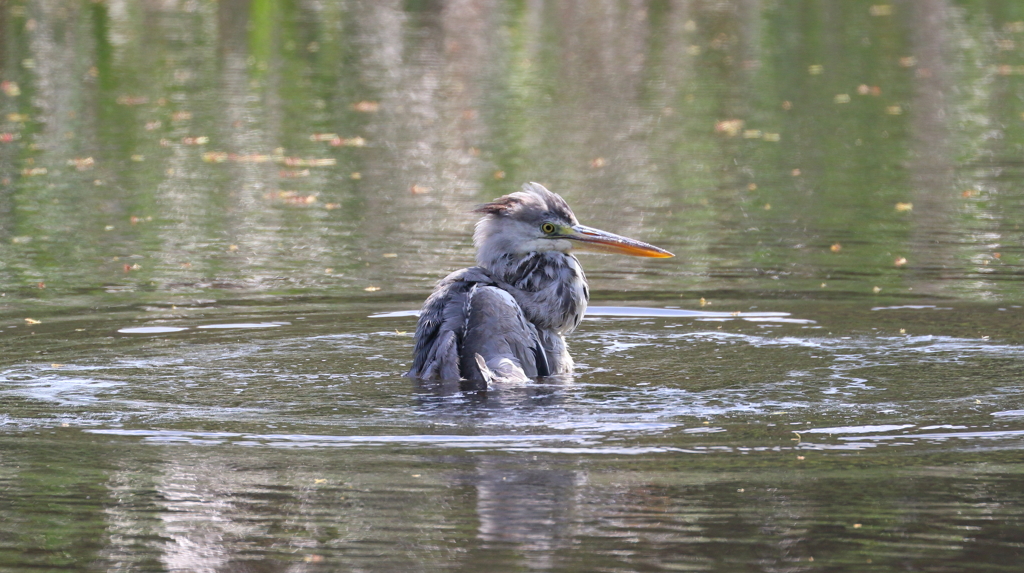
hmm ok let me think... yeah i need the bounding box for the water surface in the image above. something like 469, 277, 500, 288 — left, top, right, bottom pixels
2, 1, 1024, 571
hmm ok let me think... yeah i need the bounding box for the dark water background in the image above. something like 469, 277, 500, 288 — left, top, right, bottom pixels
2, 1, 1024, 571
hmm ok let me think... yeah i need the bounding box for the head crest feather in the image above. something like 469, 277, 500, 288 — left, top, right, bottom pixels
473, 182, 577, 225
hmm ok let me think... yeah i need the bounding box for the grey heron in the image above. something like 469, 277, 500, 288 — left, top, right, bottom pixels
408, 182, 673, 385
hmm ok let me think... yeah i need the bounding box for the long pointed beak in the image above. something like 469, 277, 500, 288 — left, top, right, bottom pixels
565, 224, 674, 258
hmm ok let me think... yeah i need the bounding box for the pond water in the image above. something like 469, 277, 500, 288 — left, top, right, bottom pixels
2, 1, 1024, 571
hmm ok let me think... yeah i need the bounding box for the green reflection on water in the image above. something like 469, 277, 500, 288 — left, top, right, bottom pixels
2, 1, 1024, 305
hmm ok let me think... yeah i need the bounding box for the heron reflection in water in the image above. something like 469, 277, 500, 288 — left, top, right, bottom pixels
408, 182, 673, 385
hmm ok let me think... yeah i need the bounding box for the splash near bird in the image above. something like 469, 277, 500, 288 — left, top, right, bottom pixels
408, 182, 673, 385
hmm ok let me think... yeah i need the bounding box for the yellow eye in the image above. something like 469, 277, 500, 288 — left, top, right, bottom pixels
541, 223, 556, 234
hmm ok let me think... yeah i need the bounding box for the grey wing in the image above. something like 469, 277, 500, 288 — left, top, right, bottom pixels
407, 269, 547, 384
459, 285, 547, 384
407, 281, 468, 381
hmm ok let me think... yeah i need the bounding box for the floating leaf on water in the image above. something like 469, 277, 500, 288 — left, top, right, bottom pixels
830, 243, 842, 253
310, 133, 339, 142
762, 133, 780, 142
364, 286, 381, 292
781, 100, 792, 110
350, 172, 362, 180
279, 169, 310, 178
834, 94, 851, 104
267, 191, 318, 205
228, 245, 239, 252
1, 81, 21, 96
116, 95, 148, 105
239, 154, 272, 163
894, 257, 907, 267
714, 119, 744, 136
886, 105, 902, 115
67, 157, 95, 170
808, 64, 824, 75
383, 253, 398, 258
410, 184, 431, 194
895, 202, 913, 212
0, 132, 19, 143
589, 157, 607, 168
330, 136, 366, 147
351, 101, 380, 112
324, 203, 340, 210
25, 318, 40, 324
21, 167, 47, 176
130, 154, 145, 162
171, 111, 192, 121
6, 113, 29, 122
869, 4, 893, 16
493, 170, 505, 180
898, 56, 917, 67
282, 157, 336, 167
791, 168, 801, 176
202, 151, 228, 163
742, 129, 762, 139
962, 189, 977, 198
872, 286, 882, 293
857, 84, 871, 95
180, 136, 209, 145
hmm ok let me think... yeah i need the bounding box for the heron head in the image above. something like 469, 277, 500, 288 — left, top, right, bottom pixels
473, 182, 673, 268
